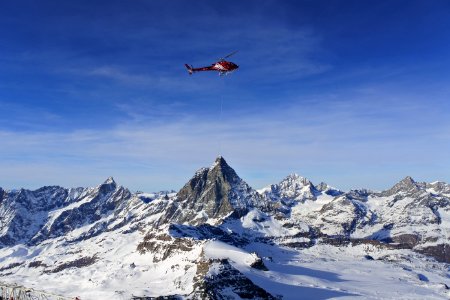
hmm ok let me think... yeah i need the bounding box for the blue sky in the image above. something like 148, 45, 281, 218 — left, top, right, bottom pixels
1, 0, 450, 191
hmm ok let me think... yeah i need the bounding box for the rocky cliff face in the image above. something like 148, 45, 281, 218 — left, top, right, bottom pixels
159, 156, 264, 225
0, 177, 134, 246
0, 185, 80, 246
190, 259, 278, 300
32, 178, 133, 244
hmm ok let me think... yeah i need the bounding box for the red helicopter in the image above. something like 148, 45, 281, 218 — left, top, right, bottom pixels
185, 51, 239, 76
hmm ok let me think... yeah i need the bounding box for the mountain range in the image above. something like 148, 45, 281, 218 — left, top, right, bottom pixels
1, 156, 449, 299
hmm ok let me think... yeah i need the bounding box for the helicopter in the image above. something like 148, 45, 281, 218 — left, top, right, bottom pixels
185, 51, 239, 76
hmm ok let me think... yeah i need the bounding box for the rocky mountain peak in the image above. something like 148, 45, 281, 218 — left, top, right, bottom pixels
383, 176, 420, 196
103, 176, 116, 186
209, 156, 240, 184
282, 173, 313, 186
401, 176, 416, 185
427, 181, 450, 194
161, 157, 260, 225
260, 173, 318, 203
213, 155, 227, 166
98, 176, 117, 194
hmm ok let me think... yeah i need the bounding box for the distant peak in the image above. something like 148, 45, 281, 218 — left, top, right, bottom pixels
98, 176, 117, 194
401, 176, 415, 184
103, 176, 116, 185
383, 175, 419, 196
396, 176, 418, 189
286, 173, 303, 180
430, 181, 443, 185
287, 173, 300, 179
283, 173, 312, 186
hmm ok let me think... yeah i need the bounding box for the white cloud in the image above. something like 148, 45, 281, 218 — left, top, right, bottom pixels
1, 90, 449, 192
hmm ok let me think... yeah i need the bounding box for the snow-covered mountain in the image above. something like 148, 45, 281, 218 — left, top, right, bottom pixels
158, 156, 266, 226
0, 157, 449, 299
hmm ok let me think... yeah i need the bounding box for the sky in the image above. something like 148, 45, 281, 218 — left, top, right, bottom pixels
1, 0, 450, 192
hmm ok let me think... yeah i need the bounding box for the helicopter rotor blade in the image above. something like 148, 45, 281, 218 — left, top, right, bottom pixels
219, 50, 239, 61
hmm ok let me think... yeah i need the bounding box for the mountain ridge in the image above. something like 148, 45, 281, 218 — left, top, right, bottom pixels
0, 157, 449, 299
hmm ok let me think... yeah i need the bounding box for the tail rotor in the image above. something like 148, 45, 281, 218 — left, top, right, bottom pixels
184, 64, 194, 75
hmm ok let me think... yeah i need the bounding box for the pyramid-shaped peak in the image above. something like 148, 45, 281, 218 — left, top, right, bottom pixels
212, 156, 230, 168
383, 175, 419, 196
394, 176, 418, 189
167, 156, 261, 225
209, 156, 243, 185
103, 176, 116, 185
401, 176, 415, 184
92, 177, 118, 199
209, 156, 239, 179
99, 177, 117, 193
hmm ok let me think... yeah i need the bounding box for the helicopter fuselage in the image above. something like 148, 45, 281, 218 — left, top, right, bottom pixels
185, 60, 239, 75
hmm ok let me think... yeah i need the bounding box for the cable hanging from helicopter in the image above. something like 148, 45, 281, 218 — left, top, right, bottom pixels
184, 51, 239, 76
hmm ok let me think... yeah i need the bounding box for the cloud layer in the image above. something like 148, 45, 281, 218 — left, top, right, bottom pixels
2, 84, 449, 191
